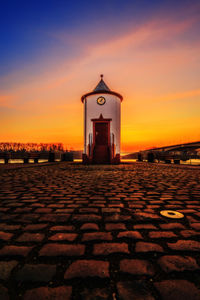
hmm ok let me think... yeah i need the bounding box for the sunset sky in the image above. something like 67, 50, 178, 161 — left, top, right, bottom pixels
0, 0, 200, 153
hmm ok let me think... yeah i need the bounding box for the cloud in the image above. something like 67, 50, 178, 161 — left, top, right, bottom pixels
0, 7, 199, 149
0, 94, 17, 109
1, 13, 199, 110
155, 89, 200, 102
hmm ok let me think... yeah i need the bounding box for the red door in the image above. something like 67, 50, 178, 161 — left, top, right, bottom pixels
95, 123, 108, 145
93, 122, 110, 163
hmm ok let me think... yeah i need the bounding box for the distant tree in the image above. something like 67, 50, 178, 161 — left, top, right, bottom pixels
0, 142, 65, 152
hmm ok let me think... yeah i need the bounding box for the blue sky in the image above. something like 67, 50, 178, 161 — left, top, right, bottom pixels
1, 0, 197, 76
0, 0, 199, 150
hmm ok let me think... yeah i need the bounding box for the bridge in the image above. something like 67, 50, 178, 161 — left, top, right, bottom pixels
140, 141, 200, 164
146, 141, 200, 152
124, 141, 200, 164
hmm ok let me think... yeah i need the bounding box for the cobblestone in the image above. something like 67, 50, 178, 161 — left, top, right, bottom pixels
0, 261, 18, 280
180, 229, 200, 237
93, 242, 129, 255
82, 232, 112, 241
23, 286, 72, 300
117, 231, 143, 239
72, 214, 101, 222
190, 223, 200, 230
49, 233, 77, 241
120, 259, 155, 276
15, 264, 56, 282
0, 231, 13, 241
80, 223, 99, 231
167, 240, 200, 251
16, 233, 45, 242
154, 279, 200, 300
0, 224, 21, 231
159, 223, 186, 230
135, 242, 164, 252
0, 284, 9, 300
117, 281, 155, 300
105, 223, 126, 230
23, 224, 48, 231
0, 246, 33, 257
79, 287, 110, 300
39, 243, 85, 256
0, 162, 200, 299
50, 225, 75, 231
133, 224, 157, 230
158, 255, 199, 272
64, 260, 109, 279
149, 231, 177, 239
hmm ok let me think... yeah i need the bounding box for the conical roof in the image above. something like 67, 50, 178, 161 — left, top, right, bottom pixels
81, 74, 123, 102
93, 75, 110, 92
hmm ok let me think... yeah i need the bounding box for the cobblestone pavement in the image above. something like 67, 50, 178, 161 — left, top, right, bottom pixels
0, 162, 200, 300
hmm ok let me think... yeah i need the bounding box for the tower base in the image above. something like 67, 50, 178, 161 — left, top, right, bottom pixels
82, 153, 120, 165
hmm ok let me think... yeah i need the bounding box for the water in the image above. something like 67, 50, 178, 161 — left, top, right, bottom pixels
0, 158, 199, 165
121, 159, 200, 165
181, 159, 200, 166
0, 159, 49, 164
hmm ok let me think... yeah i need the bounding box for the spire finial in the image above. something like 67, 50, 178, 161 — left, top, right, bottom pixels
100, 74, 103, 79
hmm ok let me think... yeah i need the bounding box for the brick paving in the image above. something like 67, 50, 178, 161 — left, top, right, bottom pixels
0, 162, 200, 300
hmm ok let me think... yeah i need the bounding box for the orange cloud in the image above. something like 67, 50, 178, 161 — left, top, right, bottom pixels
0, 13, 199, 151
154, 89, 200, 102
0, 94, 17, 108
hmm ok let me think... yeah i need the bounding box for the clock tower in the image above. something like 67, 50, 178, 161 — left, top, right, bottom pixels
81, 75, 123, 164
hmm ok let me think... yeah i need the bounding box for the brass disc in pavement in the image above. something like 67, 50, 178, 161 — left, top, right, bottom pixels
160, 210, 184, 219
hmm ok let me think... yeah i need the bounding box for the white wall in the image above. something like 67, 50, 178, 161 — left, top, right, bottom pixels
83, 93, 121, 154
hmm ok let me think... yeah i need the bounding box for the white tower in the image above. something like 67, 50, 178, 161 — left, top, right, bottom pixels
81, 75, 123, 164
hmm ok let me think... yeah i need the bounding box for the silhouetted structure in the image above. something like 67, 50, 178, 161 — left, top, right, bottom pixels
0, 143, 74, 163
137, 153, 143, 161
147, 152, 155, 163
123, 141, 200, 164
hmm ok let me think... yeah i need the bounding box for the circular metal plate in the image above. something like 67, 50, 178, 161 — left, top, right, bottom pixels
160, 210, 184, 219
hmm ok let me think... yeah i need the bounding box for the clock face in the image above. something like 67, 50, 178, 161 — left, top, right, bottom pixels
97, 96, 106, 105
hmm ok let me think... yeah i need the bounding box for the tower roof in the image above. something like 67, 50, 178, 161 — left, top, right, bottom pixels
93, 74, 111, 92
81, 75, 123, 102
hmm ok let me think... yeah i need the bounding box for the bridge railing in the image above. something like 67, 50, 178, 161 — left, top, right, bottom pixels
0, 151, 73, 164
